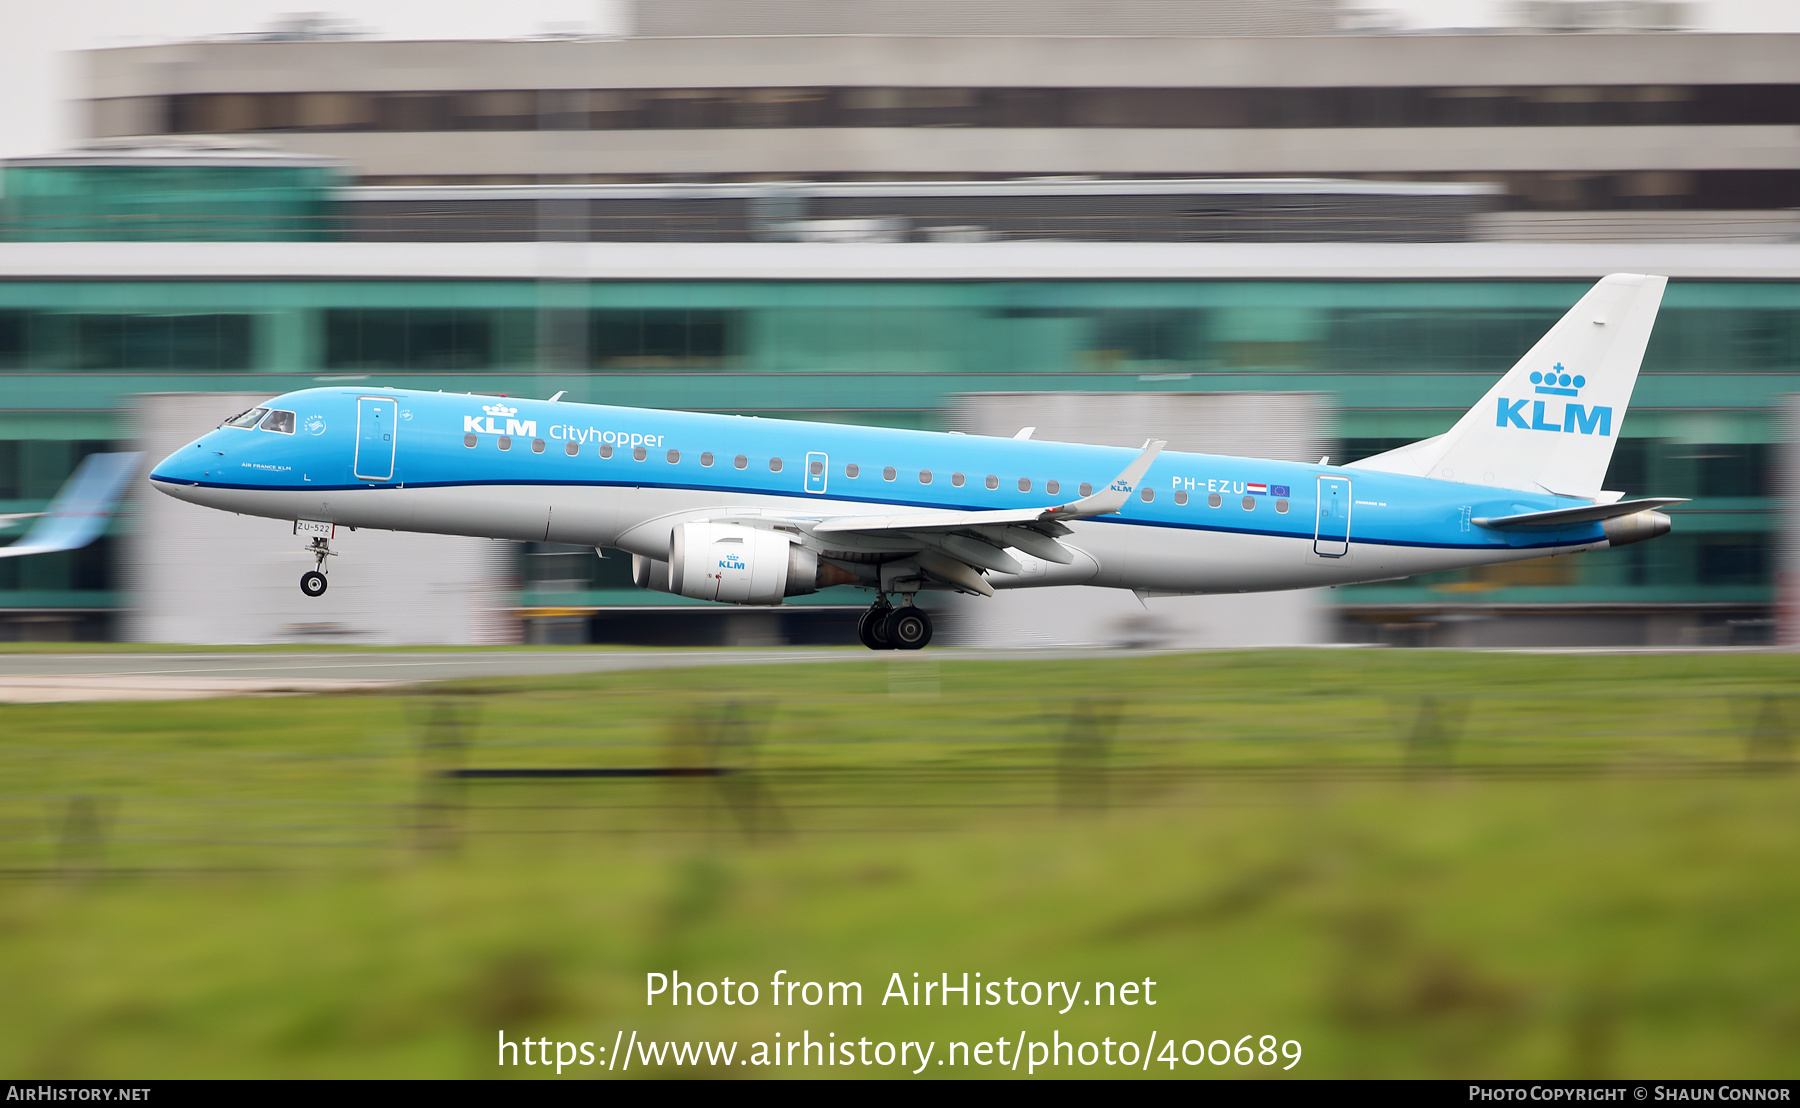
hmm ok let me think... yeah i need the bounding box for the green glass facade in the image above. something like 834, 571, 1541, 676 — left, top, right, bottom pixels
0, 164, 340, 242
0, 277, 1790, 618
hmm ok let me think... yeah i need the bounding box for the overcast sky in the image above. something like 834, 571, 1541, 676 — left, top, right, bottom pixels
1, 0, 1796, 162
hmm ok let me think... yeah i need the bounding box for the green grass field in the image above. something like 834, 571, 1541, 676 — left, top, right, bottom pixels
2, 650, 1797, 1078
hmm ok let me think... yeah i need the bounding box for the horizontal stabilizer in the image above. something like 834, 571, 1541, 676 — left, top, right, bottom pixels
1472, 497, 1687, 531
0, 452, 141, 559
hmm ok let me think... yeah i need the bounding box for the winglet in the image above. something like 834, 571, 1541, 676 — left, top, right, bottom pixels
1044, 440, 1165, 520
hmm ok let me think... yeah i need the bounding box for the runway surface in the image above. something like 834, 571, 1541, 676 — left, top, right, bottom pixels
0, 647, 1102, 702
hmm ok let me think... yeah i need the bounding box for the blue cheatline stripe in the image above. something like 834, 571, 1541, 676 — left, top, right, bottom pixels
151, 475, 1591, 555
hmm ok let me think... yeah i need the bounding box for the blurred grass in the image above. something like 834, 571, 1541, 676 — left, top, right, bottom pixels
1, 649, 1797, 1078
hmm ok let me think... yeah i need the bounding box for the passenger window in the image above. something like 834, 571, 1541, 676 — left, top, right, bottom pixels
846, 463, 860, 478
1208, 492, 1222, 508
770, 458, 783, 472
1174, 490, 1188, 506
1079, 483, 1093, 497
734, 455, 747, 469
600, 444, 614, 459
951, 473, 965, 487
985, 475, 999, 490
883, 467, 896, 481
1046, 480, 1059, 496
1018, 478, 1032, 493
532, 439, 546, 453
668, 449, 680, 463
499, 436, 512, 451
809, 459, 824, 476
221, 407, 267, 429
633, 446, 647, 461
701, 452, 714, 467
1276, 498, 1290, 514
465, 434, 478, 448
565, 441, 579, 456
1141, 488, 1154, 502
259, 410, 296, 434
1242, 496, 1255, 510
919, 470, 932, 484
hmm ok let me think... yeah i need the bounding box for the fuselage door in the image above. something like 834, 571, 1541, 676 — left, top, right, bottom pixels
1314, 476, 1351, 557
805, 451, 828, 494
354, 396, 397, 482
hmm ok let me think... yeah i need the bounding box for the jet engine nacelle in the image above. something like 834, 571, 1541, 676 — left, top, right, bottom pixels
666, 521, 820, 606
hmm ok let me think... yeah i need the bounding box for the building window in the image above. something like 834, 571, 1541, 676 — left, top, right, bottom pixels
324, 309, 496, 370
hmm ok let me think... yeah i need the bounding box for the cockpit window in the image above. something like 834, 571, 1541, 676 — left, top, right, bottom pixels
259, 410, 296, 434
221, 408, 268, 429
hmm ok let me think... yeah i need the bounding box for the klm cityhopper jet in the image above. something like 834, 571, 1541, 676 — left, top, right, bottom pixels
151, 273, 1682, 650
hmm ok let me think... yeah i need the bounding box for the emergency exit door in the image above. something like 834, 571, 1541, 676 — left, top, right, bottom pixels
805, 452, 828, 494
1314, 476, 1351, 557
354, 397, 397, 482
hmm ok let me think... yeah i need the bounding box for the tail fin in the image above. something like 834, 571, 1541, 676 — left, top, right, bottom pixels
1347, 273, 1667, 499
0, 452, 141, 560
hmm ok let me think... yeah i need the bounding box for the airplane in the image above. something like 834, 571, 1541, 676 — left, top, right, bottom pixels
149, 273, 1682, 650
1, 451, 140, 560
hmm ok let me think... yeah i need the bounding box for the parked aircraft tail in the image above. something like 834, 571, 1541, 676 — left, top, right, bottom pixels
1347, 273, 1667, 499
0, 452, 141, 560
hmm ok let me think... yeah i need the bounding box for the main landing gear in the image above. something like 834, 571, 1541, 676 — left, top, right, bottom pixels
857, 598, 933, 651
301, 535, 335, 597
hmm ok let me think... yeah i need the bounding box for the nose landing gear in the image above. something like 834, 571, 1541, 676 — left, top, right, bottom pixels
858, 597, 932, 650
301, 535, 335, 597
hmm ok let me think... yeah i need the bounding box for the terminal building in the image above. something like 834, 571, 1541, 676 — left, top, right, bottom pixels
0, 2, 1794, 646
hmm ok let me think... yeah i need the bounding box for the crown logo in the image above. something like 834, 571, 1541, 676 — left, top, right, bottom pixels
1531, 362, 1585, 397
482, 403, 518, 418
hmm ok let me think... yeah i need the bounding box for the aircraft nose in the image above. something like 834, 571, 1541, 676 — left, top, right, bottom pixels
149, 439, 213, 486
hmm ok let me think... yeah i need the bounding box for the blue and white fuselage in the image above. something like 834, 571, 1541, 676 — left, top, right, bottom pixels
149, 274, 1682, 648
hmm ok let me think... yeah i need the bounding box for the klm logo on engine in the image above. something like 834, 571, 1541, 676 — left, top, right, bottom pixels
463, 403, 537, 439
1496, 363, 1611, 437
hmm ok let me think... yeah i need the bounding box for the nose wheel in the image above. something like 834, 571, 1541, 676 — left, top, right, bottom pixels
300, 534, 336, 597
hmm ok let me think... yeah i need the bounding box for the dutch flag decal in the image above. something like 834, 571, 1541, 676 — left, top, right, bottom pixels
1246, 483, 1268, 495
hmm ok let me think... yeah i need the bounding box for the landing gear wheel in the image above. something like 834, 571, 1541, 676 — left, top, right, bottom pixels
858, 606, 894, 650
301, 571, 328, 598
885, 606, 933, 650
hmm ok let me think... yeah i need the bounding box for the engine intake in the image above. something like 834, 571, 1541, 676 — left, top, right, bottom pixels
1601, 510, 1671, 548
653, 521, 823, 606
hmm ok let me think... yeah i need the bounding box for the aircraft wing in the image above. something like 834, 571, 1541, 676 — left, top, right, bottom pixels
1471, 497, 1687, 531
803, 441, 1165, 592
0, 452, 142, 559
